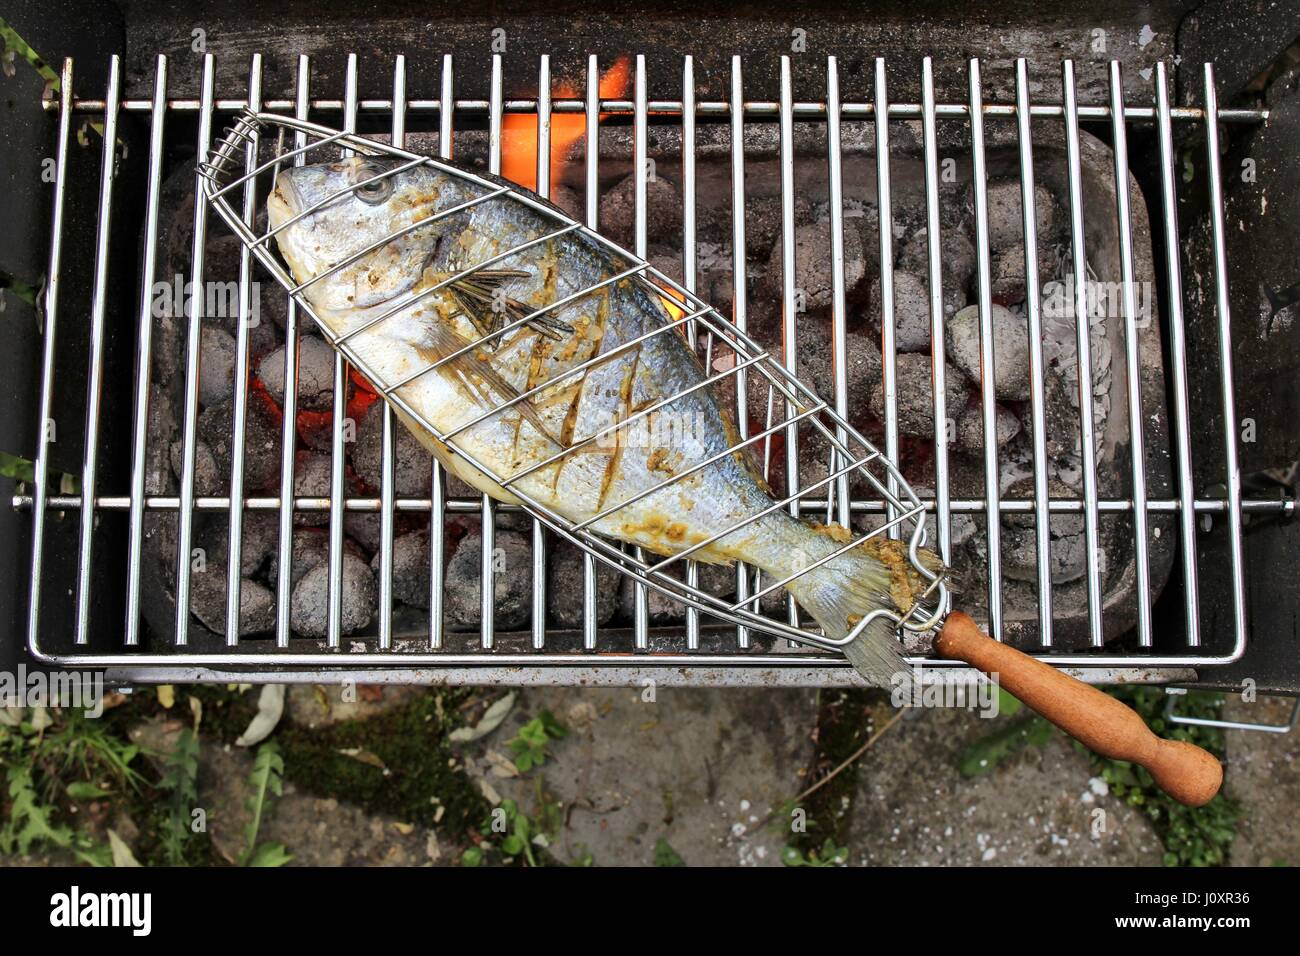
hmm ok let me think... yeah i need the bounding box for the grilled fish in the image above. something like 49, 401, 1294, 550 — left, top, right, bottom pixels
267, 153, 924, 684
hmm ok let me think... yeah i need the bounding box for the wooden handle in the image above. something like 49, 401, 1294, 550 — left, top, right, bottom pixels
935, 611, 1223, 807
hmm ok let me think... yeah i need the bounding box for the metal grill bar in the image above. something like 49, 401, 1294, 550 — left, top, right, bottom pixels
18, 54, 1282, 684
1154, 60, 1201, 649
55, 96, 1269, 124
581, 53, 600, 653
274, 54, 311, 648
920, 58, 953, 572
875, 58, 901, 541
379, 53, 408, 652
430, 52, 454, 651
481, 53, 502, 652
681, 53, 701, 651
24, 57, 74, 654
1061, 60, 1105, 648
1202, 63, 1248, 658
326, 53, 359, 648
531, 54, 550, 652
968, 58, 1003, 640
125, 56, 169, 647
778, 55, 800, 631
1108, 61, 1153, 649
172, 53, 216, 646
729, 55, 752, 649
827, 56, 851, 537
224, 53, 263, 647
1013, 58, 1053, 648
24, 494, 1287, 515
630, 53, 650, 649
74, 55, 120, 645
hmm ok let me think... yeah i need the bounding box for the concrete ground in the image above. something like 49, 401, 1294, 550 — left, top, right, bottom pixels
123, 683, 1296, 867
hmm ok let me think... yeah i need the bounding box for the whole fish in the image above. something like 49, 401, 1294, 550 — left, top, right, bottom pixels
267, 153, 931, 684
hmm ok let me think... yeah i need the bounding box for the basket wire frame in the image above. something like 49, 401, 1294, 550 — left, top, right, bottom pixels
197, 106, 951, 654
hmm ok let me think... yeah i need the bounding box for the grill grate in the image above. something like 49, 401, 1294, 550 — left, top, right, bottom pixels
16, 52, 1289, 684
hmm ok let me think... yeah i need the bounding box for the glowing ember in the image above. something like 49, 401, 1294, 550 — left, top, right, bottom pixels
501, 56, 632, 194
248, 365, 379, 447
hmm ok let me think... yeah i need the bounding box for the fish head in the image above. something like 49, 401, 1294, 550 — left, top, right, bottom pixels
268, 155, 451, 313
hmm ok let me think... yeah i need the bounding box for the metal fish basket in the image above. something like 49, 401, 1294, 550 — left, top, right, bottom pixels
198, 107, 951, 656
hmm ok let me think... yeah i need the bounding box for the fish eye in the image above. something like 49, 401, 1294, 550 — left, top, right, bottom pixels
353, 162, 394, 205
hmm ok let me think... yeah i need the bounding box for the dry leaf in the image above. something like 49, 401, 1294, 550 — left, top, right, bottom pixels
484, 749, 521, 779
235, 684, 286, 747
107, 829, 141, 868
337, 748, 387, 771
156, 685, 175, 709
447, 692, 515, 744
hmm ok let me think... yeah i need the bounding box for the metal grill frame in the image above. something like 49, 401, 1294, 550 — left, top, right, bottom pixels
16, 51, 1289, 684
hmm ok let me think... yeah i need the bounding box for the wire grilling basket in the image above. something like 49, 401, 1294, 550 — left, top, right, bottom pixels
198, 108, 951, 657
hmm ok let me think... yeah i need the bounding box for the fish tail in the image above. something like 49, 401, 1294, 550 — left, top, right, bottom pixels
784, 550, 910, 688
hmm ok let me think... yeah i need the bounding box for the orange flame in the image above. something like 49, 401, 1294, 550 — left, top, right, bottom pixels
502, 56, 632, 195
652, 278, 687, 323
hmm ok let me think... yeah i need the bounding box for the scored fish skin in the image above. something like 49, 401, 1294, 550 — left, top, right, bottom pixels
267, 154, 912, 684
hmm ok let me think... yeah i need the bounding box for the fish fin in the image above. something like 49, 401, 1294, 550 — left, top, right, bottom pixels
418, 320, 562, 448
784, 549, 910, 689
447, 269, 573, 346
